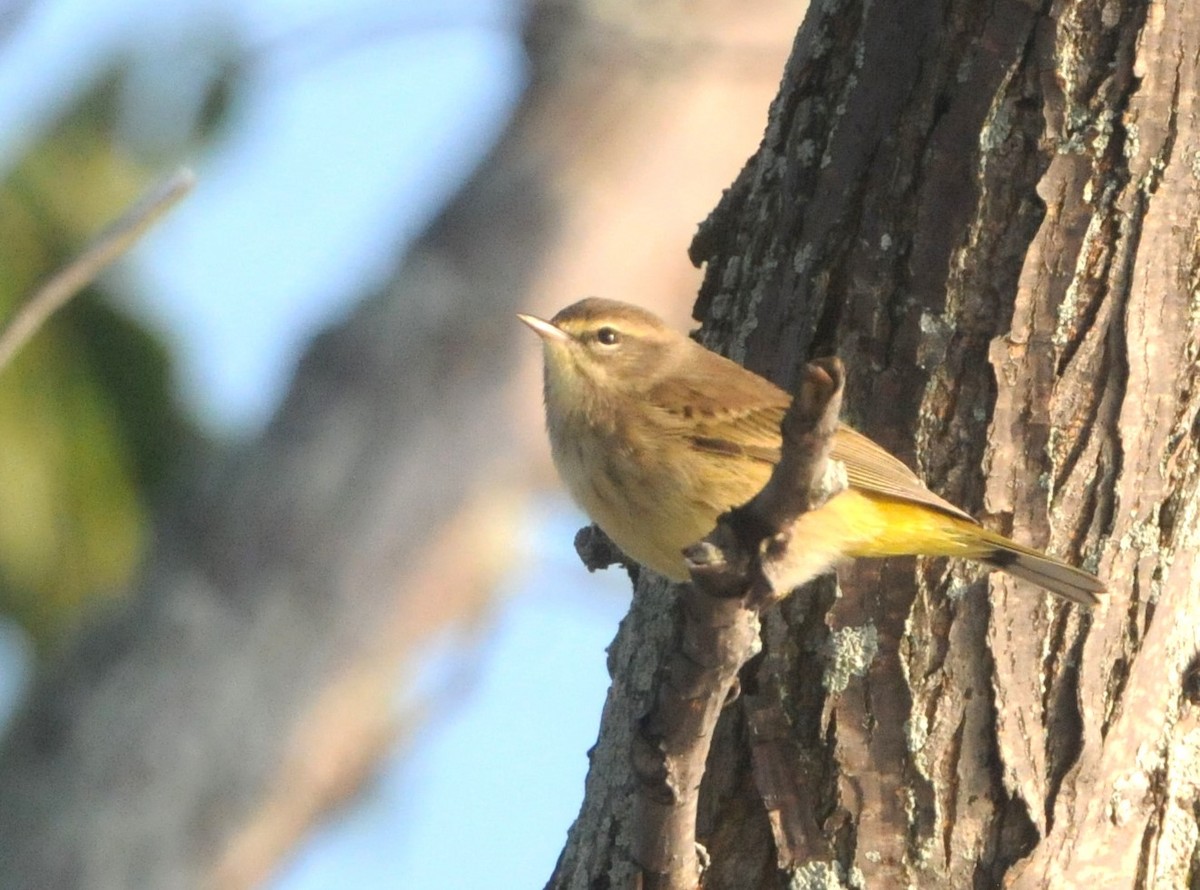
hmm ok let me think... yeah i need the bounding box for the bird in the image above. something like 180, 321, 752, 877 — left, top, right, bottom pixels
518, 297, 1105, 605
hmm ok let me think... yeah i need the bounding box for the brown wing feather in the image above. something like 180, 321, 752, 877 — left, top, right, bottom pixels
645, 343, 790, 463
646, 342, 975, 522
831, 425, 975, 523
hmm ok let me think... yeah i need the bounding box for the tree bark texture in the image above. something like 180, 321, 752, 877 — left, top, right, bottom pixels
550, 0, 1200, 887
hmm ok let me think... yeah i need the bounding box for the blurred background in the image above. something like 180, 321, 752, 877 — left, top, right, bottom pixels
0, 0, 798, 886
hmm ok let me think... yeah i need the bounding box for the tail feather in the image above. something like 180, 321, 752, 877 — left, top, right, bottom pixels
832, 492, 1106, 605
981, 547, 1105, 606
966, 527, 1106, 606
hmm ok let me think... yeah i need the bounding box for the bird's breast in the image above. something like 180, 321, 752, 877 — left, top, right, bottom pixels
546, 404, 769, 580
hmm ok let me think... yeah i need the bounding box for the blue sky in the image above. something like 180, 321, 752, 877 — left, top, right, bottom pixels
0, 1, 631, 886
275, 502, 628, 889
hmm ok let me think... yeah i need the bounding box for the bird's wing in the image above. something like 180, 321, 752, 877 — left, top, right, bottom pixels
831, 425, 976, 522
647, 343, 976, 522
645, 346, 790, 464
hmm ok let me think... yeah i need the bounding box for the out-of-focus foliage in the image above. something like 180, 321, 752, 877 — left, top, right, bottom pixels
0, 55, 237, 646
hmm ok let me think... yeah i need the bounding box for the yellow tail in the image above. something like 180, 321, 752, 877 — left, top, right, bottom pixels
828, 491, 1106, 606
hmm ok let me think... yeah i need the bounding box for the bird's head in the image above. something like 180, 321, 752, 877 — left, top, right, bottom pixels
518, 298, 682, 408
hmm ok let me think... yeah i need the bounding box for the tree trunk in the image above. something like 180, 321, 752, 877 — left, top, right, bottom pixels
549, 0, 1200, 887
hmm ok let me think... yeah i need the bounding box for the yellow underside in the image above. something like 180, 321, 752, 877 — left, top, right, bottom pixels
822, 489, 991, 560
584, 480, 995, 582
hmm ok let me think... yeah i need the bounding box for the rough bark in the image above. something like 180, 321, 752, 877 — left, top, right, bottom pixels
550, 0, 1200, 887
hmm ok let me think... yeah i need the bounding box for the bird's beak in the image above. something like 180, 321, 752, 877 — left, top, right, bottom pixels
517, 313, 571, 343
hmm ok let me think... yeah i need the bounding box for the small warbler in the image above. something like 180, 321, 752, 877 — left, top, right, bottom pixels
519, 297, 1105, 605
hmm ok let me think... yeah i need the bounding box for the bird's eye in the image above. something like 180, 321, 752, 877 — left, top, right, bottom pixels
596, 326, 621, 346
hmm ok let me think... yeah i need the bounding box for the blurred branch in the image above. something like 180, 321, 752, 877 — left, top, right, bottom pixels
0, 166, 195, 373
0, 0, 798, 883
245, 3, 783, 81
